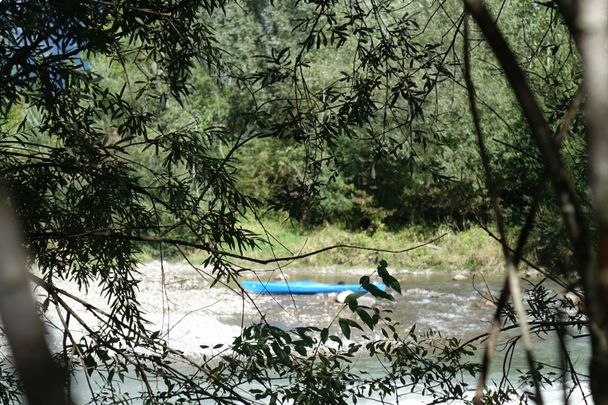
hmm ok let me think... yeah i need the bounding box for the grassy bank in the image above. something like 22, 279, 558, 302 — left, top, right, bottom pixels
172, 218, 505, 272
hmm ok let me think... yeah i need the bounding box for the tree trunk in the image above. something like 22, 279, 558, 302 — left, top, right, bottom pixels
578, 0, 608, 403
0, 192, 70, 405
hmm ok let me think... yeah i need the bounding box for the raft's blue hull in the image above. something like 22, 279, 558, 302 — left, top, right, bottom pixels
241, 280, 386, 294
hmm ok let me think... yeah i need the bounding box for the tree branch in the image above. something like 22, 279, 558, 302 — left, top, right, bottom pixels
462, 14, 543, 404
27, 230, 447, 265
463, 0, 592, 286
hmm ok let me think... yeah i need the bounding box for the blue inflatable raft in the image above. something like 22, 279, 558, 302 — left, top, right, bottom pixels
241, 280, 386, 295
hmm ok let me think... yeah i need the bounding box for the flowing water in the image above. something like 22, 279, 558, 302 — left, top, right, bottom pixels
239, 267, 591, 403
61, 263, 591, 404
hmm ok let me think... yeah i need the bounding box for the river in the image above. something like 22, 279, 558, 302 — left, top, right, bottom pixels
58, 262, 591, 404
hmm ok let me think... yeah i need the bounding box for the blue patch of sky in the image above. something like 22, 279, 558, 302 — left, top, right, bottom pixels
3, 13, 92, 91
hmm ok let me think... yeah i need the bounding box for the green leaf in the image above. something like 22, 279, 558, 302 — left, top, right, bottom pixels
339, 318, 351, 339
96, 349, 110, 361
345, 291, 365, 310
320, 327, 329, 343
84, 355, 97, 376
329, 335, 343, 346
378, 267, 401, 294
294, 344, 307, 356
356, 307, 375, 329
362, 282, 394, 301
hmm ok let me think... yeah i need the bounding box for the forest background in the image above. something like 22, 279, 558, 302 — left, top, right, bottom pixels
0, 0, 594, 404
15, 0, 578, 272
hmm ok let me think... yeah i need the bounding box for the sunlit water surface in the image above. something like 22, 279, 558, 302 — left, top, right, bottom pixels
62, 264, 590, 404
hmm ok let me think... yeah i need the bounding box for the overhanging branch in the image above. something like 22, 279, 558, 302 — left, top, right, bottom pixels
463, 0, 592, 285
27, 230, 448, 265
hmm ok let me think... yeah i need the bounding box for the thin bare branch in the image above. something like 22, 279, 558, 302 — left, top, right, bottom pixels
27, 230, 447, 265
462, 14, 543, 404
464, 0, 592, 287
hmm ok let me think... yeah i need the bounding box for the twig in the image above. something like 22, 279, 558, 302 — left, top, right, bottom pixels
28, 230, 447, 265
43, 282, 256, 404
80, 0, 172, 17
463, 14, 543, 404
463, 0, 592, 288
512, 82, 584, 265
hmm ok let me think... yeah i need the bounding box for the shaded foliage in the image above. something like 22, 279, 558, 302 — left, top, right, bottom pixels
0, 0, 594, 404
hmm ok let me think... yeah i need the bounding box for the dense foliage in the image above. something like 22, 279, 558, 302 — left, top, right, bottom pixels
0, 0, 594, 404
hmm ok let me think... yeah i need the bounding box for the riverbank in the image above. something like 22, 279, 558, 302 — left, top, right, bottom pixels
154, 219, 505, 272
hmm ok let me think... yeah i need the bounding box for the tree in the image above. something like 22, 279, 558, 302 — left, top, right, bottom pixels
0, 0, 605, 404
1, 1, 262, 403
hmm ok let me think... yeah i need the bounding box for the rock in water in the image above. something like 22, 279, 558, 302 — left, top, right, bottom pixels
453, 273, 467, 281
523, 268, 543, 279
335, 291, 377, 306
336, 290, 355, 304
273, 273, 289, 281
565, 291, 581, 306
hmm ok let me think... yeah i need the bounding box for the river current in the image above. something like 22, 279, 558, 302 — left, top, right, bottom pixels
53, 262, 590, 404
